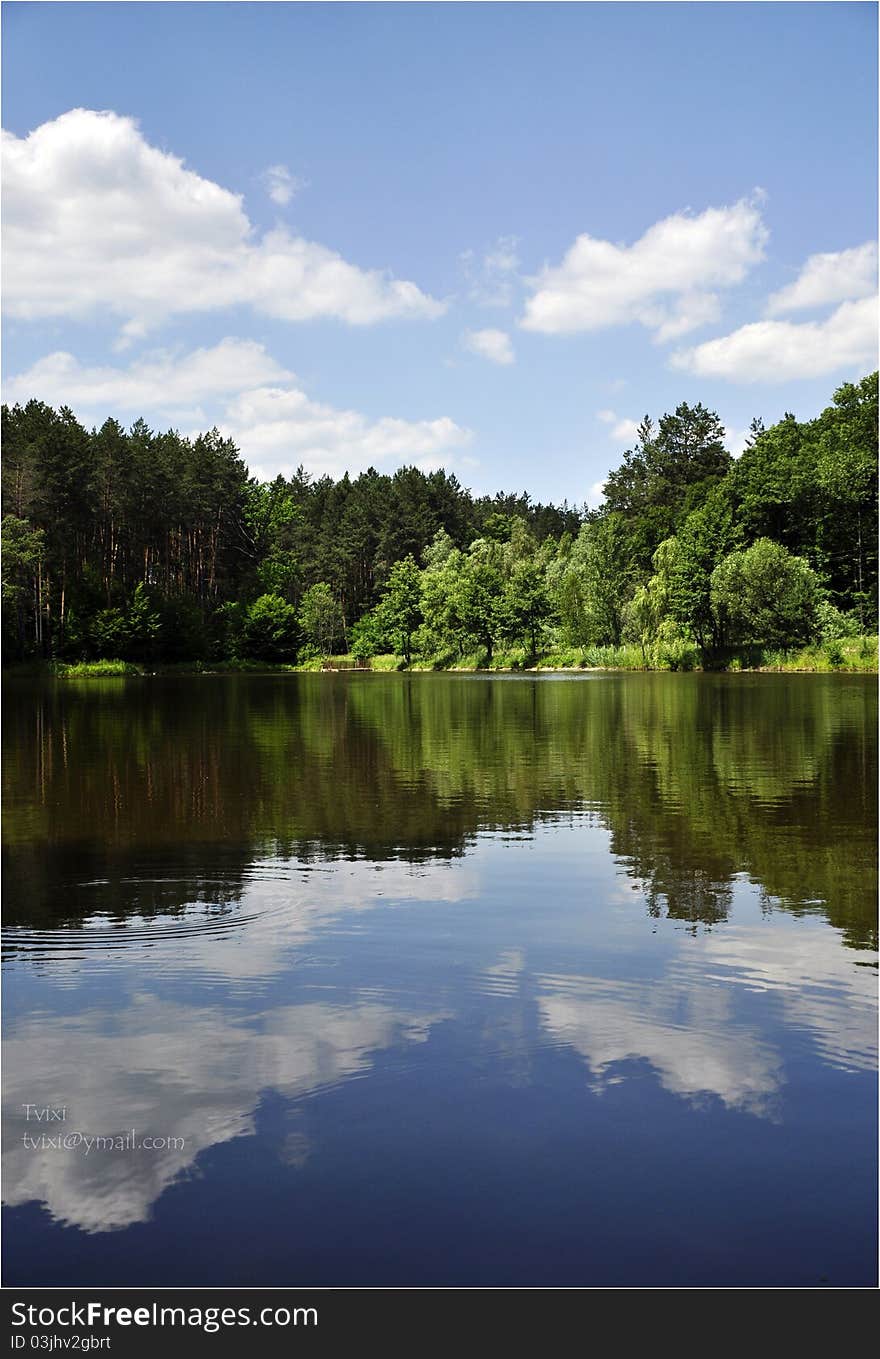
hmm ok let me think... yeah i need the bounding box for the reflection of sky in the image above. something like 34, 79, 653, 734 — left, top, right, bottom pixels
699, 919, 878, 1074
536, 881, 877, 1114
3, 828, 877, 1238
3, 997, 450, 1233
537, 974, 784, 1117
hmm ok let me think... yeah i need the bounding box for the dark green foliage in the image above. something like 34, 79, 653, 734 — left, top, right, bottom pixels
1, 375, 876, 665
665, 484, 742, 650
240, 593, 301, 663
1, 515, 45, 657
603, 403, 732, 573
731, 373, 878, 625
298, 582, 345, 657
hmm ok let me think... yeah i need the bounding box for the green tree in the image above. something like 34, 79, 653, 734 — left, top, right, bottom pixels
813, 372, 878, 627
89, 607, 130, 659
299, 582, 345, 656
730, 412, 817, 555
241, 593, 300, 662
126, 583, 162, 661
604, 403, 732, 572
554, 513, 634, 645
666, 485, 741, 651
1, 515, 45, 658
349, 608, 386, 661
453, 540, 505, 661
503, 558, 554, 655
419, 539, 466, 658
623, 538, 678, 659
377, 556, 423, 665
711, 539, 822, 648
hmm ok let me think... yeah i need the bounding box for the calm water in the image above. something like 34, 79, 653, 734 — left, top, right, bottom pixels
2, 672, 877, 1287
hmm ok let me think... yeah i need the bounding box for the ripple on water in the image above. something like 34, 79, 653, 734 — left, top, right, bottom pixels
0, 863, 318, 964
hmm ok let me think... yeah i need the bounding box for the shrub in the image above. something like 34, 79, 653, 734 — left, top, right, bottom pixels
240, 594, 300, 662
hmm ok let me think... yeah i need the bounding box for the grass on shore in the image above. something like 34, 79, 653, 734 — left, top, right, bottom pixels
12, 657, 300, 678
8, 635, 876, 678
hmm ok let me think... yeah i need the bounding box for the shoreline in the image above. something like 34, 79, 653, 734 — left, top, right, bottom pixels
6, 646, 878, 681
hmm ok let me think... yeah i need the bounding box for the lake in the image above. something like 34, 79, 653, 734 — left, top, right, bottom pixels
2, 672, 876, 1287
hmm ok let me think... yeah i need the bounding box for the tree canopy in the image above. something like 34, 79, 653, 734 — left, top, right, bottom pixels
2, 372, 876, 665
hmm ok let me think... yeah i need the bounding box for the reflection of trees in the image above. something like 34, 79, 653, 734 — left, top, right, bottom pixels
3, 673, 875, 947
349, 675, 875, 946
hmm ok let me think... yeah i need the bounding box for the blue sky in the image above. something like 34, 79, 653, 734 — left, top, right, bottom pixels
3, 1, 877, 505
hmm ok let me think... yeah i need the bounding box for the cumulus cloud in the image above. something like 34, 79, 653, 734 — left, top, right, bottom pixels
586, 480, 607, 509
520, 197, 767, 339
462, 328, 515, 365
4, 340, 472, 481
650, 290, 722, 343
260, 163, 306, 206
671, 296, 877, 383
610, 417, 640, 443
596, 410, 639, 442
2, 339, 292, 414
2, 109, 444, 332
766, 241, 877, 316
221, 386, 472, 480
724, 425, 752, 459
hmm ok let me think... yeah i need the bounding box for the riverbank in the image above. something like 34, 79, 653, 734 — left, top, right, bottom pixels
6, 635, 877, 678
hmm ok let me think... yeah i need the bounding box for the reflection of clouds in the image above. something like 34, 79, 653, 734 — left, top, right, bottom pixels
538, 974, 783, 1117
191, 856, 476, 982
479, 949, 526, 997
3, 996, 448, 1234
535, 916, 878, 1115
7, 856, 478, 984
699, 923, 878, 1073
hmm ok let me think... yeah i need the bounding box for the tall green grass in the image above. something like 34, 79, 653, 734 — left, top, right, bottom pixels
755, 635, 878, 672
48, 659, 144, 677
12, 636, 876, 679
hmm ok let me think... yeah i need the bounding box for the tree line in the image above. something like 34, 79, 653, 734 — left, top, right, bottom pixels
2, 372, 876, 666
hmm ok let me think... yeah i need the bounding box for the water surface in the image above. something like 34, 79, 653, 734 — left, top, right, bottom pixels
2, 672, 876, 1286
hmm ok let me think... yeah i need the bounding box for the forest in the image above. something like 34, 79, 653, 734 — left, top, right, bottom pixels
2, 371, 877, 670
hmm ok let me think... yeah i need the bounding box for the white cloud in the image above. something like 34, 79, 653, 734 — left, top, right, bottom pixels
261, 163, 306, 206
610, 417, 639, 443
460, 235, 521, 307
462, 328, 515, 365
596, 410, 639, 443
520, 197, 767, 339
2, 339, 292, 414
221, 386, 472, 481
672, 296, 877, 383
586, 480, 607, 509
650, 290, 722, 343
766, 241, 877, 316
4, 340, 473, 481
2, 109, 444, 332
724, 424, 752, 459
